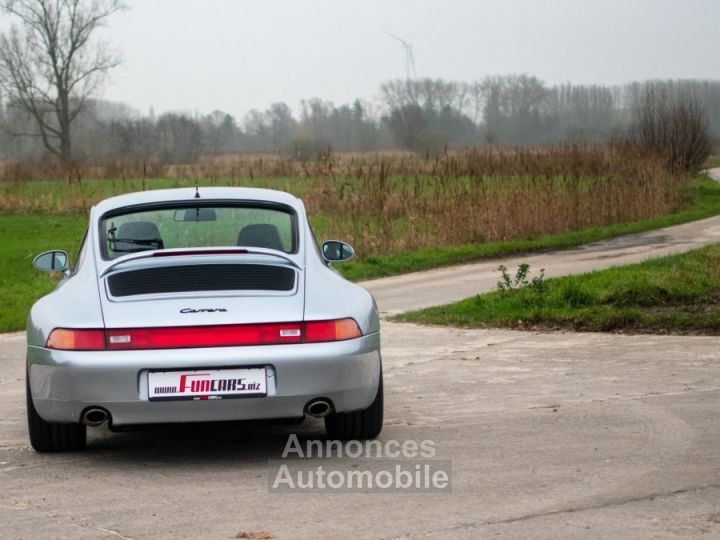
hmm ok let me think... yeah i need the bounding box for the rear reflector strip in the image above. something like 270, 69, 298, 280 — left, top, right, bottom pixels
45, 319, 362, 351
279, 328, 302, 337
106, 323, 305, 350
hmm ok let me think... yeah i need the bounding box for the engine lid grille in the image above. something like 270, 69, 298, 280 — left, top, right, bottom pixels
107, 264, 296, 297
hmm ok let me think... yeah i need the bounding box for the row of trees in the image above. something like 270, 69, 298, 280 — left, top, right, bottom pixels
380, 76, 720, 150
2, 76, 719, 163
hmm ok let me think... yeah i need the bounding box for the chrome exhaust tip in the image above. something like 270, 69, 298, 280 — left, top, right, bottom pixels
305, 399, 333, 418
81, 407, 109, 427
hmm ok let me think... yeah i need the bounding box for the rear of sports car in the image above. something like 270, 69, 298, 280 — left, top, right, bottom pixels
26, 188, 383, 452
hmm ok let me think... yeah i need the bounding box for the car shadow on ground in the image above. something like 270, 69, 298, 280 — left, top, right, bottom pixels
81, 418, 330, 465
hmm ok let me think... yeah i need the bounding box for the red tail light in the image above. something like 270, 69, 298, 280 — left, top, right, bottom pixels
45, 329, 106, 351
45, 319, 362, 351
305, 319, 362, 343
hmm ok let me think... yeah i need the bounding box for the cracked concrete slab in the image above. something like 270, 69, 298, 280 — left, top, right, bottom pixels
1, 322, 720, 539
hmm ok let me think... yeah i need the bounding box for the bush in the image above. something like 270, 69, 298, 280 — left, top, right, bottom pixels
636, 85, 712, 173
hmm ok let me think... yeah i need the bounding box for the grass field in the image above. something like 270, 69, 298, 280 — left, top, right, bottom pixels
0, 146, 692, 257
2, 175, 719, 332
1, 215, 86, 333
0, 146, 717, 333
395, 243, 720, 334
342, 175, 720, 279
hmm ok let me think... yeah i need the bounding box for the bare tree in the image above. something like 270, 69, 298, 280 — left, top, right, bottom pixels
465, 81, 485, 125
244, 109, 271, 150
637, 84, 711, 173
0, 0, 125, 163
501, 74, 547, 118
266, 102, 295, 151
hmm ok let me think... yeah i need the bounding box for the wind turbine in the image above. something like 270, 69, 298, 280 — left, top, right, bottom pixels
384, 30, 417, 80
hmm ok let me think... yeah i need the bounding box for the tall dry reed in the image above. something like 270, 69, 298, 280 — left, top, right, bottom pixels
0, 145, 690, 258
301, 145, 689, 256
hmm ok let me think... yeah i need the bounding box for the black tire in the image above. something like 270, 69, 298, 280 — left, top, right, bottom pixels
26, 377, 86, 452
325, 375, 383, 440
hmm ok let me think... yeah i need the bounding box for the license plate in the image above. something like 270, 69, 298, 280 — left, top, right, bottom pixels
148, 368, 267, 401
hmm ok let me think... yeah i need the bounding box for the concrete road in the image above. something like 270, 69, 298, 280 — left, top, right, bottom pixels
2, 327, 719, 539
1, 170, 719, 539
710, 167, 720, 182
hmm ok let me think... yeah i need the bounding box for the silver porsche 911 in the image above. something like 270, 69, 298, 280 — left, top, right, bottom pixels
27, 187, 383, 452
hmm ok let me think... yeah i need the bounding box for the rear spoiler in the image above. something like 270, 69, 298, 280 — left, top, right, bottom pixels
98, 247, 302, 278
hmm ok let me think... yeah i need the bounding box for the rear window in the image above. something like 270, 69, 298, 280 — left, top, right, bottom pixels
100, 203, 297, 260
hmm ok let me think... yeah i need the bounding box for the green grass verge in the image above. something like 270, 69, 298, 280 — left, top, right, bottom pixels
0, 215, 87, 333
395, 243, 720, 334
2, 174, 720, 333
341, 175, 720, 281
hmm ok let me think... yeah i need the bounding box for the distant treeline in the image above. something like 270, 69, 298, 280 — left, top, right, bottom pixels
1, 76, 719, 162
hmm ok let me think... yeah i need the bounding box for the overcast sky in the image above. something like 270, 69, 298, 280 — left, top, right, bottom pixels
82, 0, 720, 119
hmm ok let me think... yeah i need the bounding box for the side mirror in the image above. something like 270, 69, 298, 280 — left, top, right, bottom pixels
33, 250, 69, 273
322, 240, 354, 263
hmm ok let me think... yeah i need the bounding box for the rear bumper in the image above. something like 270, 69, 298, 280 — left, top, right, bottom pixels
27, 333, 381, 425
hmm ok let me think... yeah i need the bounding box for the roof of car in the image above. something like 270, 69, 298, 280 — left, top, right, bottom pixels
93, 187, 302, 216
